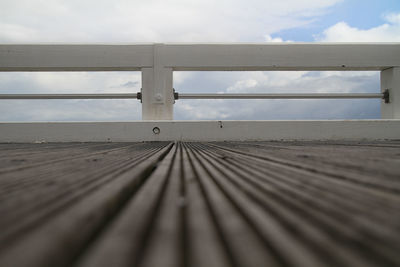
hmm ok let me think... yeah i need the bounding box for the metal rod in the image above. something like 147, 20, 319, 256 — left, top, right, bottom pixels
0, 93, 139, 99
177, 93, 384, 99
0, 92, 385, 100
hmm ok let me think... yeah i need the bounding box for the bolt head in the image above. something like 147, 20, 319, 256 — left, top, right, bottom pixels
152, 127, 160, 134
155, 93, 163, 101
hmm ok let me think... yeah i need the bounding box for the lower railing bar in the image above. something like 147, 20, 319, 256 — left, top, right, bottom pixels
0, 93, 140, 99
0, 91, 389, 103
177, 93, 384, 99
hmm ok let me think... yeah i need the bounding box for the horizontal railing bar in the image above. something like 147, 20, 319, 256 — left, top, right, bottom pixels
177, 93, 384, 99
0, 93, 385, 100
0, 93, 139, 99
1, 44, 399, 71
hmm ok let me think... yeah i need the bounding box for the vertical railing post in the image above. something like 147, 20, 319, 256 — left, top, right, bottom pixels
141, 44, 174, 120
381, 67, 400, 119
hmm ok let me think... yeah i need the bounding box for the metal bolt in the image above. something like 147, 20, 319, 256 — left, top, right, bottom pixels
152, 127, 160, 135
155, 93, 163, 101
383, 89, 390, 104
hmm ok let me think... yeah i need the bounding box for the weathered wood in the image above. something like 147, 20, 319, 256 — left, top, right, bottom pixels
195, 143, 395, 266
77, 143, 178, 267
0, 142, 173, 267
0, 143, 166, 246
185, 143, 282, 267
0, 141, 399, 267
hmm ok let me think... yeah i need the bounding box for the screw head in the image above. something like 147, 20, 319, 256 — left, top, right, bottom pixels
155, 93, 163, 101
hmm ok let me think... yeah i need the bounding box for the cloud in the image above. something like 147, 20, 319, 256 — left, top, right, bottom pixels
120, 81, 139, 88
0, 72, 142, 121
174, 98, 380, 120
0, 0, 342, 42
0, 72, 141, 93
0, 99, 141, 121
264, 35, 287, 42
316, 12, 400, 42
0, 23, 38, 42
385, 13, 400, 24
174, 71, 380, 120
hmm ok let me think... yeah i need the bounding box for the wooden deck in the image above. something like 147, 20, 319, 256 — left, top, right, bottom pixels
0, 141, 400, 267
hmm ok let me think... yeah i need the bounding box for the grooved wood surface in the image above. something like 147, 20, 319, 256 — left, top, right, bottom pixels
0, 141, 400, 267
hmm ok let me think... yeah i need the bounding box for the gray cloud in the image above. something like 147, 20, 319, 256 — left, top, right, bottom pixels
120, 81, 139, 88
0, 72, 142, 121
173, 71, 381, 120
0, 100, 141, 121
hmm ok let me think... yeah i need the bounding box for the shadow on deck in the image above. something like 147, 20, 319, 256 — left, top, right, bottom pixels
1, 141, 400, 267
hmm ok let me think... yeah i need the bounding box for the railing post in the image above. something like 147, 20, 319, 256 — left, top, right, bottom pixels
141, 67, 174, 120
381, 67, 400, 119
141, 43, 174, 120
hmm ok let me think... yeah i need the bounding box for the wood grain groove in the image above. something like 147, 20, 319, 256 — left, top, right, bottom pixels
0, 141, 399, 267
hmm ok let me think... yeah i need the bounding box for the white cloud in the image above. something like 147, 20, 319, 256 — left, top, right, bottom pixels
227, 79, 258, 93
0, 0, 342, 42
385, 13, 400, 24
316, 12, 400, 42
0, 23, 38, 42
264, 35, 285, 42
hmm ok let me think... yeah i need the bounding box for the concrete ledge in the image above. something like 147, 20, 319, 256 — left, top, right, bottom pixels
1, 120, 400, 142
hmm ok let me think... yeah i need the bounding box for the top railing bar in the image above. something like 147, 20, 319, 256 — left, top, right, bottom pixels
1, 43, 399, 71
0, 44, 154, 71
160, 43, 400, 71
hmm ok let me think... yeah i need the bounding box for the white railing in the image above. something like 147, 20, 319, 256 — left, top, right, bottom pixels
0, 43, 399, 141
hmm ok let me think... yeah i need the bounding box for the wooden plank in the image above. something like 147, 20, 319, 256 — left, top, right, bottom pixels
218, 141, 400, 183
207, 142, 400, 194
77, 143, 178, 267
0, 143, 166, 246
196, 143, 400, 266
0, 142, 173, 267
185, 142, 287, 267
180, 142, 231, 267
0, 141, 399, 267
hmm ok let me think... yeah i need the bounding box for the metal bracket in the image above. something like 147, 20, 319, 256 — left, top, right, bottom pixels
173, 89, 179, 103
138, 89, 177, 103
383, 89, 390, 104
137, 89, 142, 103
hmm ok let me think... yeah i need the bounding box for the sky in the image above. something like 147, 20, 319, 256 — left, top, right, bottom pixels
0, 0, 399, 121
